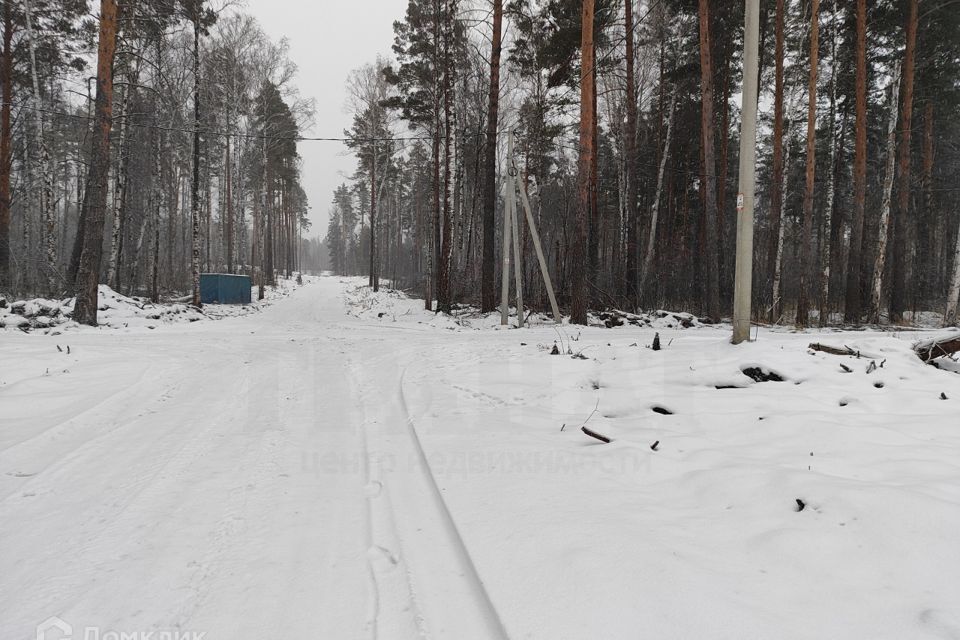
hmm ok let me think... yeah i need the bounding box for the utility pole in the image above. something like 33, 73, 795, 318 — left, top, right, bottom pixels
733, 0, 760, 344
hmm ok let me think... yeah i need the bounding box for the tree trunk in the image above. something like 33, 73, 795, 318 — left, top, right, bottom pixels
437, 0, 455, 313
107, 78, 132, 290
570, 0, 594, 326
225, 129, 233, 273
0, 4, 12, 290
22, 0, 56, 290
845, 0, 868, 323
890, 0, 919, 322
921, 102, 934, 302
772, 87, 798, 323
697, 0, 720, 320
624, 0, 639, 306
640, 91, 676, 298
190, 13, 202, 306
945, 217, 960, 326
151, 124, 163, 303
795, 0, 820, 328
72, 0, 118, 326
428, 0, 442, 311
819, 4, 840, 326
868, 63, 902, 324
588, 59, 599, 298
480, 0, 502, 312
370, 138, 377, 290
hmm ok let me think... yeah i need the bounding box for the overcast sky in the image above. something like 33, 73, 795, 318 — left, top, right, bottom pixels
242, 0, 408, 237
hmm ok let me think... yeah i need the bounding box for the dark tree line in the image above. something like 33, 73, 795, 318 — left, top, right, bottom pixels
0, 0, 318, 325
330, 0, 960, 327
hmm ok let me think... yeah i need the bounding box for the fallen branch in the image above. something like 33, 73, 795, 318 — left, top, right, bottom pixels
581, 426, 611, 443
808, 343, 880, 359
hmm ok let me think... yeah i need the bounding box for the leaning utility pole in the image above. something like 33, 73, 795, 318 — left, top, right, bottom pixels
733, 0, 760, 344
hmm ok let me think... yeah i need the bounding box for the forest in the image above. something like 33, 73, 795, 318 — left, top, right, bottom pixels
1, 0, 958, 329
0, 0, 318, 325
328, 0, 960, 327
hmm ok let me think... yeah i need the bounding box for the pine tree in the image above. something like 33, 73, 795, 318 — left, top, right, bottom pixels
73, 0, 119, 326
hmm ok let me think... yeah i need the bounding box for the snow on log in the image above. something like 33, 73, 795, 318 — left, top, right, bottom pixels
913, 333, 960, 363
808, 343, 878, 359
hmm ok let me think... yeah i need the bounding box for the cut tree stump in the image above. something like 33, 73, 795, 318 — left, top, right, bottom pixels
914, 334, 960, 363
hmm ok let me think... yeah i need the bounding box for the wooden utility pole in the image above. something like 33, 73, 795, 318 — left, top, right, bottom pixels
500, 177, 512, 325
733, 0, 761, 344
571, 0, 594, 326
73, 0, 118, 326
500, 131, 560, 326
511, 131, 561, 324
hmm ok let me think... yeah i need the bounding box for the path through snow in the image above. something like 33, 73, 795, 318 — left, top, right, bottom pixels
3, 276, 960, 639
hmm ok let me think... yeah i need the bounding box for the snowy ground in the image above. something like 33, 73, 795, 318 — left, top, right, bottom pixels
2, 275, 960, 640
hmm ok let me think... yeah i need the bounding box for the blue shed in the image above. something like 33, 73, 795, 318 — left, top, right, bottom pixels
200, 273, 252, 304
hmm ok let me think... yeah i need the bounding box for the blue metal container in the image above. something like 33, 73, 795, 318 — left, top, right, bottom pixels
200, 273, 252, 304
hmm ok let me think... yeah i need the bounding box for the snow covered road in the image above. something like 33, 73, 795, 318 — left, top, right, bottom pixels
3, 276, 960, 639
1, 278, 505, 640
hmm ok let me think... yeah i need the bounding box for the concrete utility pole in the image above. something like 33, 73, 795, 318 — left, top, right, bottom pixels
733, 0, 761, 344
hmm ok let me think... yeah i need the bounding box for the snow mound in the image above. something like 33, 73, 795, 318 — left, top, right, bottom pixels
0, 276, 307, 334
340, 277, 707, 332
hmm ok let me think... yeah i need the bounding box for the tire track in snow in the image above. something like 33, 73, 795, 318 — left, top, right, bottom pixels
347, 356, 425, 640
396, 366, 510, 640
357, 406, 382, 640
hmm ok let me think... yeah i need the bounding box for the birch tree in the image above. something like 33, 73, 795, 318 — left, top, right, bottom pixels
869, 63, 902, 324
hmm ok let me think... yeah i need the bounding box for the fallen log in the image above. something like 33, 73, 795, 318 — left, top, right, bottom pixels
808, 343, 880, 359
914, 333, 960, 363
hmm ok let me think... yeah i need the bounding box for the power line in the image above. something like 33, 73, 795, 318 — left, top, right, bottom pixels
5, 1, 665, 147
3, 102, 437, 144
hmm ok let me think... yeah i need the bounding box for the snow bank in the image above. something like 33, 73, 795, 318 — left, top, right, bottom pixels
340, 277, 705, 332
0, 276, 308, 334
